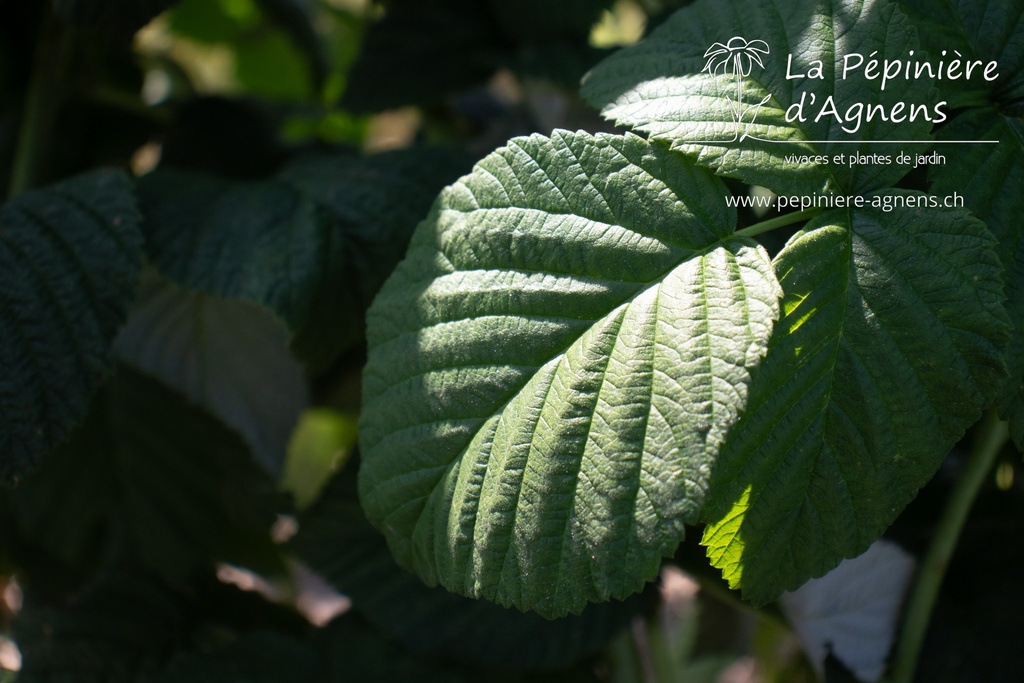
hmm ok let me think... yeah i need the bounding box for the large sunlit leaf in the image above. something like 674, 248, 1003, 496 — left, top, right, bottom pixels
0, 170, 142, 484
137, 148, 469, 369
115, 269, 308, 476
293, 465, 644, 668
701, 198, 1009, 604
359, 130, 782, 617
581, 0, 937, 196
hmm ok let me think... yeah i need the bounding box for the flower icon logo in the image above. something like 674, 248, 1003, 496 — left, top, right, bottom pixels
703, 37, 772, 141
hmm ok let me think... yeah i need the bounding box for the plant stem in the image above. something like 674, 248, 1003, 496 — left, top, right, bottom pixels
609, 626, 646, 683
8, 10, 73, 197
735, 207, 819, 239
887, 411, 1008, 683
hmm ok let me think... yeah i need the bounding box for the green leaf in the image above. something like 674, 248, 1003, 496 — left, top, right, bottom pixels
9, 366, 281, 585
233, 30, 314, 101
115, 268, 308, 476
165, 0, 243, 43
13, 567, 188, 682
359, 130, 782, 617
52, 0, 180, 35
929, 112, 1024, 451
138, 148, 470, 369
281, 408, 357, 509
581, 0, 936, 195
899, 0, 1024, 450
254, 0, 331, 93
701, 197, 1009, 604
293, 465, 644, 669
899, 0, 1024, 105
165, 0, 323, 101
0, 170, 142, 484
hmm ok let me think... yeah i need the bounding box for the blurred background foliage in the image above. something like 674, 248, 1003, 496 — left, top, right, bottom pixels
1, 1, 1022, 681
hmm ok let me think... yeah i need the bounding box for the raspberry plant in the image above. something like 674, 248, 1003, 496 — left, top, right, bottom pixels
1, 0, 1022, 681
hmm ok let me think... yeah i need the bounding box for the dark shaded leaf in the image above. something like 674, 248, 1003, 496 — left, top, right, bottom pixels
899, 0, 1024, 105
293, 463, 645, 669
9, 366, 281, 586
157, 632, 320, 683
115, 268, 308, 476
138, 148, 471, 369
0, 170, 142, 484
314, 615, 602, 683
929, 112, 1024, 450
14, 567, 188, 682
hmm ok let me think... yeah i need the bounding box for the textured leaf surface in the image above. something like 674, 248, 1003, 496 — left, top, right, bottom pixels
701, 198, 1009, 604
293, 466, 643, 668
930, 112, 1024, 451
581, 0, 935, 195
903, 0, 1024, 450
138, 148, 469, 369
900, 0, 1024, 104
359, 130, 782, 617
115, 269, 308, 475
0, 170, 142, 484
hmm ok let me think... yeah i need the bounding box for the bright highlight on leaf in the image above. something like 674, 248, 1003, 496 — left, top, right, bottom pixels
582, 0, 935, 196
359, 130, 783, 618
702, 199, 1009, 604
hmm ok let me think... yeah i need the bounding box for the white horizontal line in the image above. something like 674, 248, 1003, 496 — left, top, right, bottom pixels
680, 137, 997, 144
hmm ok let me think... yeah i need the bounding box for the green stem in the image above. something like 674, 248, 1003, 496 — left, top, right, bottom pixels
735, 207, 820, 239
609, 625, 646, 683
8, 11, 73, 197
887, 411, 1008, 683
